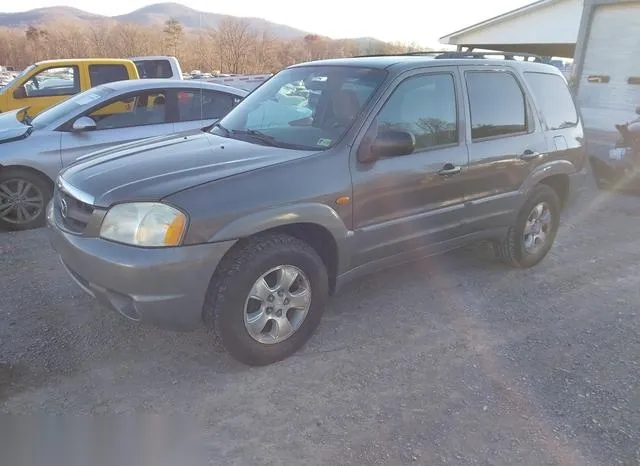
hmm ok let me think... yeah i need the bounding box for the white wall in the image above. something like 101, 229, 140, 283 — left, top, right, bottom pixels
445, 0, 584, 45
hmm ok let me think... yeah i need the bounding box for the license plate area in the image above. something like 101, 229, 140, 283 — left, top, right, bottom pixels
609, 147, 629, 160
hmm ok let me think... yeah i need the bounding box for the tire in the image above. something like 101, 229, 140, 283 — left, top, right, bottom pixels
0, 168, 53, 231
204, 232, 329, 366
495, 184, 560, 268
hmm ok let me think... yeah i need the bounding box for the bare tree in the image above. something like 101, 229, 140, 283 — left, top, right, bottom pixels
0, 17, 416, 74
215, 18, 257, 74
87, 21, 113, 57
25, 25, 48, 61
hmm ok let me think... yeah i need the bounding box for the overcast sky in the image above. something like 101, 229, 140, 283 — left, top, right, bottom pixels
1, 0, 534, 46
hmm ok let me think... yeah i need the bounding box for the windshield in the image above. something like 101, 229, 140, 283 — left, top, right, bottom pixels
30, 85, 115, 130
211, 66, 387, 150
0, 64, 36, 92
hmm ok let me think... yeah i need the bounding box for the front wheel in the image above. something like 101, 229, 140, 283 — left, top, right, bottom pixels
0, 168, 53, 231
204, 233, 329, 366
495, 184, 560, 268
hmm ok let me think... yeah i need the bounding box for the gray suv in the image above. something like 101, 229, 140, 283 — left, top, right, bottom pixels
47, 52, 587, 366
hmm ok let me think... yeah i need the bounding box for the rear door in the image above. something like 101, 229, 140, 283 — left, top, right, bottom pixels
59, 88, 174, 166
460, 66, 547, 232
88, 64, 131, 87
171, 88, 241, 133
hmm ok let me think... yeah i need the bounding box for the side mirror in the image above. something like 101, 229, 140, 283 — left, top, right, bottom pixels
71, 116, 97, 132
635, 106, 640, 116
13, 86, 26, 99
370, 130, 415, 159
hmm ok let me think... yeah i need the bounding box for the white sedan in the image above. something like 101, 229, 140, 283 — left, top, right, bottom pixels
0, 79, 247, 230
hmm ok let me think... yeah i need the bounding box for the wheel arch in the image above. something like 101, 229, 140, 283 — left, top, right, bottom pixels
0, 163, 55, 187
207, 203, 352, 294
521, 160, 574, 210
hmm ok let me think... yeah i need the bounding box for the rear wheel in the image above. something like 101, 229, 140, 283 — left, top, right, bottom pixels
204, 233, 329, 366
495, 184, 560, 268
0, 168, 52, 231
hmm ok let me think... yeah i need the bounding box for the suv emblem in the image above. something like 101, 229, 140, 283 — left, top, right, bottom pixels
59, 197, 68, 219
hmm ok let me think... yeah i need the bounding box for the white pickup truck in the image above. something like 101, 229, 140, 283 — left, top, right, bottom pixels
131, 56, 183, 80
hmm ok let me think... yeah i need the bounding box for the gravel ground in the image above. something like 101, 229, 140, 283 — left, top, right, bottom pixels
1, 180, 639, 465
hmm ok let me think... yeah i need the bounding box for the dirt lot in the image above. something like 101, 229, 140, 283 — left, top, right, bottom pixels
1, 180, 639, 465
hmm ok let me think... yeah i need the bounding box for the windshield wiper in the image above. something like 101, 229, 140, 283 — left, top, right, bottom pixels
231, 129, 281, 147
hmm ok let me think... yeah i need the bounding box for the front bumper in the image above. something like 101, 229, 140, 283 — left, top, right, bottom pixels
46, 203, 236, 332
589, 154, 638, 189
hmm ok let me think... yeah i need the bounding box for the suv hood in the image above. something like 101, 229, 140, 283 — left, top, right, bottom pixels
0, 108, 32, 144
60, 131, 316, 207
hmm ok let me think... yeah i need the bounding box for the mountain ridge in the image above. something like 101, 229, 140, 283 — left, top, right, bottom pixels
0, 3, 313, 39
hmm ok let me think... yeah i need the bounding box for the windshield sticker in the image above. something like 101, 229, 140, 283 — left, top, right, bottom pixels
75, 93, 102, 105
317, 138, 332, 147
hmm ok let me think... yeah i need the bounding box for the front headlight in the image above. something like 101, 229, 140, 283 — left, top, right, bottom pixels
100, 202, 187, 247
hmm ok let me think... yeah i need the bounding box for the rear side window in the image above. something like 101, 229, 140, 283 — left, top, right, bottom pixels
135, 60, 173, 79
525, 72, 578, 130
89, 65, 129, 87
177, 89, 238, 121
466, 71, 527, 140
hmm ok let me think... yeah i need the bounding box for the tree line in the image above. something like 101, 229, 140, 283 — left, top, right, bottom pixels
0, 17, 424, 74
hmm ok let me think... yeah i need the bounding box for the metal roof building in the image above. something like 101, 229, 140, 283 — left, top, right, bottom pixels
439, 0, 584, 58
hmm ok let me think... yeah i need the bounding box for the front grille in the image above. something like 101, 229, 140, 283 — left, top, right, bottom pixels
55, 187, 95, 233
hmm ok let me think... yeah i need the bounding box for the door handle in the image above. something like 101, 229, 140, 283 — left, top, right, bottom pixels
438, 164, 462, 176
521, 149, 541, 161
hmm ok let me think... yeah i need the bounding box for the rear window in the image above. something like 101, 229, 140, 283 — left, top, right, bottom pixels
525, 72, 578, 130
89, 64, 129, 87
135, 60, 173, 79
177, 89, 238, 121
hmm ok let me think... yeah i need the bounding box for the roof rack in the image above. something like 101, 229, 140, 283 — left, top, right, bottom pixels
353, 50, 548, 63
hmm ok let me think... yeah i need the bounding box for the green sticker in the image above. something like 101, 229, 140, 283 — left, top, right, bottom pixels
317, 138, 332, 147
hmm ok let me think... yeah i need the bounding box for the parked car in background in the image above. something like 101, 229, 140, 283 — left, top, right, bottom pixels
47, 52, 586, 366
132, 56, 183, 80
206, 73, 274, 92
0, 59, 140, 117
0, 79, 246, 230
589, 106, 640, 190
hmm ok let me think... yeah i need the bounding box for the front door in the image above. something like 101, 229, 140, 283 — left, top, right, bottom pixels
15, 65, 81, 117
59, 89, 174, 166
350, 68, 470, 268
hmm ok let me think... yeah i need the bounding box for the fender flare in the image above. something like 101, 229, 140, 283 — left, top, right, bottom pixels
520, 160, 576, 195
208, 202, 352, 271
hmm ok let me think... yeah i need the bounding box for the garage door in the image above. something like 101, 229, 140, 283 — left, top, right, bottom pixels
577, 1, 640, 155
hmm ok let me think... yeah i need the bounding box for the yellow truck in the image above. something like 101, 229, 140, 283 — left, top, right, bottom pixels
0, 58, 139, 117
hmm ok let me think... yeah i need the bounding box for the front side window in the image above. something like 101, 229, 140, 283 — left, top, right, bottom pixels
89, 64, 129, 87
466, 71, 527, 140
524, 72, 578, 130
374, 73, 458, 151
212, 66, 387, 150
86, 91, 168, 130
177, 89, 238, 121
23, 66, 79, 97
31, 85, 114, 130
